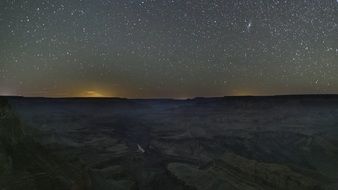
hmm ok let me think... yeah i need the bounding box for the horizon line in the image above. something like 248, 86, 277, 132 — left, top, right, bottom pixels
2, 93, 338, 100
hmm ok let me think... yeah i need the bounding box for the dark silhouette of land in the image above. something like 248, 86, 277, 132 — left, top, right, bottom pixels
1, 95, 338, 189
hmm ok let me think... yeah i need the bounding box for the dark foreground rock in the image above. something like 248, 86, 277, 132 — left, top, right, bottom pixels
168, 153, 320, 190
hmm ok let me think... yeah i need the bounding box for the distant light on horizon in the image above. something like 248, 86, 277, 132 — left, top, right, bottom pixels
0, 90, 16, 97
0, 0, 337, 98
81, 90, 106, 98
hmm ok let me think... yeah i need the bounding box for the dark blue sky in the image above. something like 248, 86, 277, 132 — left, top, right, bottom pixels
0, 0, 337, 98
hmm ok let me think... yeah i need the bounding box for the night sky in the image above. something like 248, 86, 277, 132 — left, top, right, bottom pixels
0, 0, 337, 98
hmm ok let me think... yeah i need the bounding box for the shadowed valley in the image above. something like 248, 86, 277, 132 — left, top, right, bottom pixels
1, 96, 338, 189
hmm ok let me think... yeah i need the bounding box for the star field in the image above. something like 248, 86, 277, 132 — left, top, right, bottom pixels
0, 0, 337, 98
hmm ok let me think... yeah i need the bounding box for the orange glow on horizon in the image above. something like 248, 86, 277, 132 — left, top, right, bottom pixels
231, 90, 257, 96
81, 90, 106, 98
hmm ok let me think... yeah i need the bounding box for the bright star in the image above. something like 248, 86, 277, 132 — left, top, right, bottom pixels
246, 20, 252, 32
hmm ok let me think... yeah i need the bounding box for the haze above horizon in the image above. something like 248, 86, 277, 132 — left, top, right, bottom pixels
1, 0, 337, 98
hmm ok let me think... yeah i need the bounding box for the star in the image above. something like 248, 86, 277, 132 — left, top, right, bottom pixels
0, 0, 337, 98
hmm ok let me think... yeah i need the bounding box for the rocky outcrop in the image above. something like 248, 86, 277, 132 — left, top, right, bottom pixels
0, 98, 83, 189
168, 153, 321, 190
